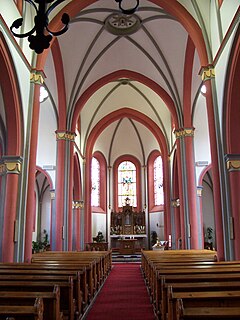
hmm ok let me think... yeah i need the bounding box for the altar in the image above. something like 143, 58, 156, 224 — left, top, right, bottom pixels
110, 198, 146, 253
118, 239, 137, 254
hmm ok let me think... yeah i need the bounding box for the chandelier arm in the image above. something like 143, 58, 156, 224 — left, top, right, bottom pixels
25, 0, 38, 12
115, 0, 139, 15
46, 23, 69, 36
46, 0, 66, 16
11, 26, 36, 38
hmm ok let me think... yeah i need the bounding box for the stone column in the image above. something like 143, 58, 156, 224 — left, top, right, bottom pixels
200, 65, 229, 260
49, 189, 55, 250
196, 186, 204, 248
24, 70, 43, 262
55, 130, 76, 251
72, 200, 84, 251
225, 154, 240, 259
175, 128, 200, 249
0, 156, 22, 262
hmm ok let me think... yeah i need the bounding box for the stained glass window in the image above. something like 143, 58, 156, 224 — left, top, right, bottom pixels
91, 157, 100, 206
154, 156, 164, 205
118, 161, 137, 207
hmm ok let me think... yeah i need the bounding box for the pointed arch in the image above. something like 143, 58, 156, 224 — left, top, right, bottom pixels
92, 151, 107, 213
0, 32, 23, 155
71, 70, 178, 131
83, 107, 170, 243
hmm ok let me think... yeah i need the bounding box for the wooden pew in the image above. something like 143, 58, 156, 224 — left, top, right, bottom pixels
0, 286, 62, 320
0, 297, 43, 320
31, 251, 112, 299
156, 266, 240, 319
0, 278, 74, 320
0, 265, 85, 317
140, 250, 240, 320
170, 289, 240, 320
31, 259, 97, 302
166, 281, 240, 320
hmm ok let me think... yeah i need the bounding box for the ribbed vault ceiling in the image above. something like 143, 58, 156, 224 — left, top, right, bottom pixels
42, 0, 205, 162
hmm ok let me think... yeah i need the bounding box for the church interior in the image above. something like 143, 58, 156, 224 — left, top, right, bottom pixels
0, 0, 239, 262
0, 0, 240, 318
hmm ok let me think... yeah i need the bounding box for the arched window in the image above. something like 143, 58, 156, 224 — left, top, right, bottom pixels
113, 155, 141, 211
154, 156, 164, 205
148, 150, 164, 212
91, 157, 100, 207
118, 161, 137, 207
91, 152, 107, 213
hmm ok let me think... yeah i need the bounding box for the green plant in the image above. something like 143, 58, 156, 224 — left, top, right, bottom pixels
206, 227, 213, 242
32, 229, 50, 253
95, 231, 105, 243
151, 230, 158, 247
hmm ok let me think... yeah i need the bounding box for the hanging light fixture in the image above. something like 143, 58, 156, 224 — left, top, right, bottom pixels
115, 0, 139, 15
11, 0, 139, 54
10, 0, 70, 54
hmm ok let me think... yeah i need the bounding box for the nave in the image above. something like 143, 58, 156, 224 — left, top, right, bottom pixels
1, 249, 240, 319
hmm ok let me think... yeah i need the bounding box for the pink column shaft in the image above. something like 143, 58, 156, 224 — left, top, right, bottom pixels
185, 134, 199, 248
229, 171, 240, 259
2, 174, 19, 261
205, 80, 224, 260
24, 86, 40, 262
55, 138, 66, 250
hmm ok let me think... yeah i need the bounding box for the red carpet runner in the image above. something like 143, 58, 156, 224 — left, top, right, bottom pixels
86, 263, 155, 320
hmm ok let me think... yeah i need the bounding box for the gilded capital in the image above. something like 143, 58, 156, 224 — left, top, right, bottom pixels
0, 156, 23, 176
225, 154, 240, 172
200, 65, 215, 82
72, 200, 84, 209
197, 186, 203, 197
56, 131, 76, 142
174, 128, 194, 139
50, 189, 55, 200
171, 198, 180, 207
30, 69, 45, 85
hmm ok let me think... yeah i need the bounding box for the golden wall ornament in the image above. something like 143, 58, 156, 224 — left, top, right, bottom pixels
56, 131, 76, 142
72, 200, 84, 209
174, 128, 195, 139
226, 160, 240, 171
225, 154, 240, 172
50, 190, 55, 200
197, 186, 203, 197
30, 69, 45, 84
200, 65, 215, 81
0, 156, 22, 176
171, 198, 180, 207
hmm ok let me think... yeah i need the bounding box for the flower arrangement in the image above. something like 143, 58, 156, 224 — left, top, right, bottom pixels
32, 229, 50, 253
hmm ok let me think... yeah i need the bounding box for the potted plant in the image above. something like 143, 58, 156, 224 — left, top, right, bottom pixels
204, 226, 213, 250
95, 231, 105, 243
32, 229, 50, 253
151, 230, 158, 247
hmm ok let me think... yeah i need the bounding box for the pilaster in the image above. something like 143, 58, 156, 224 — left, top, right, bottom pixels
1, 156, 23, 262
225, 154, 240, 259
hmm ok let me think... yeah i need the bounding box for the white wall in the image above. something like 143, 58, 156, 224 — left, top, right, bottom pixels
149, 211, 165, 242
92, 212, 107, 241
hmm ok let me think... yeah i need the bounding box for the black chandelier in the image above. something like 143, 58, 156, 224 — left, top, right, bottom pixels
11, 0, 139, 54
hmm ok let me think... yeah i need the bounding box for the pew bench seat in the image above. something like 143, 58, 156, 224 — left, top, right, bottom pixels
0, 297, 43, 320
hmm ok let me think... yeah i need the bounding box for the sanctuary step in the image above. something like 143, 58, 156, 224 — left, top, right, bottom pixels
112, 252, 141, 263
